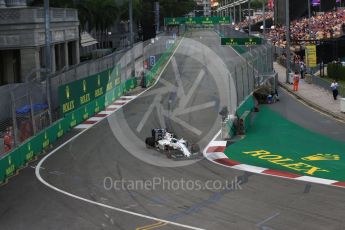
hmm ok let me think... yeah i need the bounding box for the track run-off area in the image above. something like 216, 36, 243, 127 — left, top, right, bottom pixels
1, 30, 345, 230
224, 105, 345, 183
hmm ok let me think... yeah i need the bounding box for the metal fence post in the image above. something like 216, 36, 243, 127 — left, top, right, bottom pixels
253, 61, 256, 88
265, 46, 268, 73
234, 66, 239, 107
112, 53, 116, 68
259, 50, 264, 74
10, 91, 18, 147
246, 61, 250, 96
228, 73, 232, 114
241, 66, 245, 101
29, 88, 37, 135
252, 64, 256, 89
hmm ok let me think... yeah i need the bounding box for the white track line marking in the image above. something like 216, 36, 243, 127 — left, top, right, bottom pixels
208, 140, 227, 147
121, 96, 136, 99
296, 176, 337, 185
39, 164, 207, 230
35, 38, 203, 230
205, 152, 228, 161
74, 124, 93, 129
114, 100, 129, 104
231, 164, 267, 174
202, 130, 222, 158
99, 111, 114, 115
108, 105, 121, 109
87, 117, 104, 122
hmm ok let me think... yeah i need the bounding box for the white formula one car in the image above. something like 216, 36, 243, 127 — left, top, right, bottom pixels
145, 129, 201, 160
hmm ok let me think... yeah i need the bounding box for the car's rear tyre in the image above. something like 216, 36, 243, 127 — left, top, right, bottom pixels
164, 147, 172, 159
145, 137, 155, 148
191, 144, 200, 153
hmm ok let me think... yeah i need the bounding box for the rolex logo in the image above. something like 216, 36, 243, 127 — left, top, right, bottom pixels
302, 154, 340, 161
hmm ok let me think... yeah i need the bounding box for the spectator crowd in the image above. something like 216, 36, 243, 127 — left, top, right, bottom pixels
268, 9, 345, 48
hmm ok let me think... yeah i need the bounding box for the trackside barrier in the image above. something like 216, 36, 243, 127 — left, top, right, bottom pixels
227, 95, 255, 137
58, 65, 122, 116
226, 118, 237, 138
145, 38, 180, 87
236, 95, 255, 118
0, 77, 138, 184
232, 46, 247, 55
238, 110, 251, 135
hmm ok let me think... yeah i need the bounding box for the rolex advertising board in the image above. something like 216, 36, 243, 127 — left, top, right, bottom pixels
58, 65, 121, 115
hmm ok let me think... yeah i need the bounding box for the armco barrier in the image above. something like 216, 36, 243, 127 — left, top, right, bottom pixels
0, 77, 137, 184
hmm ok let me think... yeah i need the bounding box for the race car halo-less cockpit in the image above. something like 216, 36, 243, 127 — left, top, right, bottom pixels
145, 129, 201, 160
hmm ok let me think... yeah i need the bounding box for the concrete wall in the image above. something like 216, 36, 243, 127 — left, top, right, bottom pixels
20, 48, 40, 81
0, 7, 80, 84
0, 8, 79, 48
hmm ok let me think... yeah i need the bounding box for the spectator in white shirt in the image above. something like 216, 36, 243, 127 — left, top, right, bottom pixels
331, 80, 339, 100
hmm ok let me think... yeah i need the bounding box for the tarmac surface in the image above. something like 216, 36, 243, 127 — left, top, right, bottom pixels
270, 88, 345, 143
1, 30, 345, 230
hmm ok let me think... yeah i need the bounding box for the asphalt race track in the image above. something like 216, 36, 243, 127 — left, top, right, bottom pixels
1, 31, 345, 230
